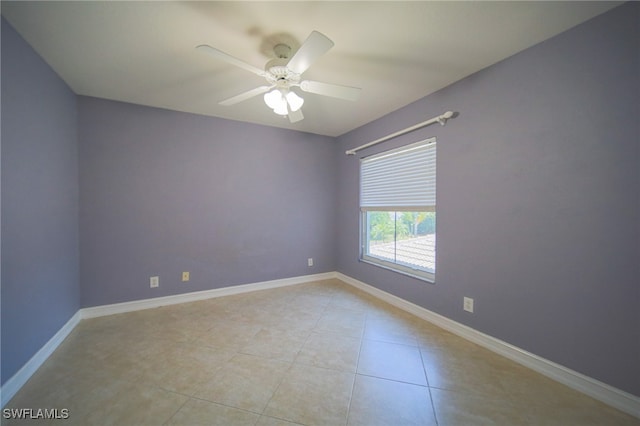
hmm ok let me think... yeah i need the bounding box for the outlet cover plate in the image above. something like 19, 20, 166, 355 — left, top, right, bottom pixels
463, 297, 474, 313
150, 276, 159, 288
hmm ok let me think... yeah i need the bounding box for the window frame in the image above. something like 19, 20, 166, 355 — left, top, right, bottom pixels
358, 138, 436, 283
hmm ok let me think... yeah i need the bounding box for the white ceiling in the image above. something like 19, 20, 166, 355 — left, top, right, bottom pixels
1, 1, 620, 137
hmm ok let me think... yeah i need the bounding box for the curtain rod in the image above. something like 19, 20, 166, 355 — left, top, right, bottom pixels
345, 111, 456, 155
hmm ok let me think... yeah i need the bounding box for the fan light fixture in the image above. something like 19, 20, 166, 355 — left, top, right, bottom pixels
264, 89, 304, 116
197, 30, 362, 123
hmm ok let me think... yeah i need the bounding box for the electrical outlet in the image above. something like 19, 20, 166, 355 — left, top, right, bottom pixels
463, 297, 474, 313
308, 258, 314, 267
150, 276, 159, 288
182, 271, 190, 282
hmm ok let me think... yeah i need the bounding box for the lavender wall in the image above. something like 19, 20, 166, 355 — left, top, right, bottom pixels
78, 97, 336, 307
336, 2, 639, 396
2, 1, 638, 401
1, 20, 80, 385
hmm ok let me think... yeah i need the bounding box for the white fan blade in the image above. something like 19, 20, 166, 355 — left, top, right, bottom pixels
219, 85, 273, 106
288, 107, 304, 123
300, 80, 361, 101
286, 31, 334, 74
196, 44, 266, 77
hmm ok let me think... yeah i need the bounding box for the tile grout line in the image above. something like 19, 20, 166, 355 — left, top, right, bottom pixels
161, 394, 191, 426
257, 291, 334, 423
418, 346, 440, 426
343, 306, 370, 426
187, 394, 265, 416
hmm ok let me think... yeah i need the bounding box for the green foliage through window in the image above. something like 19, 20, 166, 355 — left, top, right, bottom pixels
364, 210, 436, 277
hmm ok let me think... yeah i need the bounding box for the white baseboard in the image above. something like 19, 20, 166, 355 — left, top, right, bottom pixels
0, 311, 81, 407
335, 272, 640, 419
3, 271, 637, 419
80, 272, 335, 319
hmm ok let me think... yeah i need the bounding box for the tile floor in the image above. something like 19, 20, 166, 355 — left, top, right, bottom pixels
4, 279, 638, 425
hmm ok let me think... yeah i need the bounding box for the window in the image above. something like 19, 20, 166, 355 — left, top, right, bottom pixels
360, 138, 436, 282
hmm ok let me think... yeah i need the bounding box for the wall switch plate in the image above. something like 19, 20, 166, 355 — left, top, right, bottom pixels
150, 276, 159, 288
463, 297, 474, 313
182, 272, 190, 282
308, 258, 314, 267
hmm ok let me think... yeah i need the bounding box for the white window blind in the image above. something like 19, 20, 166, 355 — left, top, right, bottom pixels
360, 138, 436, 210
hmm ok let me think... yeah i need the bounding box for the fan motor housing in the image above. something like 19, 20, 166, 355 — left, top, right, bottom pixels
265, 57, 300, 86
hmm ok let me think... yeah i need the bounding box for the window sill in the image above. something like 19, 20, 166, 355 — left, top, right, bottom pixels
359, 257, 435, 284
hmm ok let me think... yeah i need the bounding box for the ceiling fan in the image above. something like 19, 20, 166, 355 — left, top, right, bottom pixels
197, 31, 361, 123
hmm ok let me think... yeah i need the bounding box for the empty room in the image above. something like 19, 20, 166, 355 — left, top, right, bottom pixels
1, 1, 638, 425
